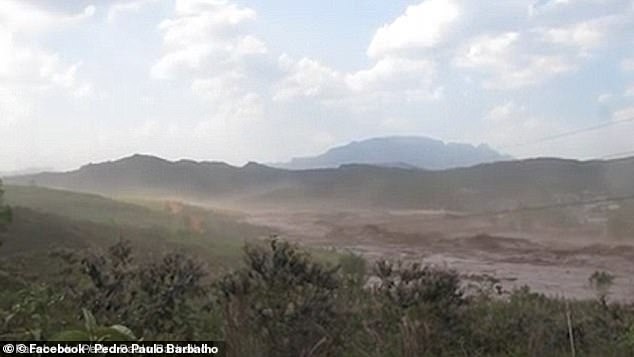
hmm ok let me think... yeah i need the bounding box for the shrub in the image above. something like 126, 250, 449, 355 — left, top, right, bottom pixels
50, 309, 137, 341
589, 270, 615, 304
464, 286, 572, 356
359, 260, 465, 356
61, 240, 210, 340
0, 284, 67, 341
218, 239, 346, 356
135, 252, 209, 339
373, 260, 463, 311
338, 251, 367, 279
4, 237, 634, 356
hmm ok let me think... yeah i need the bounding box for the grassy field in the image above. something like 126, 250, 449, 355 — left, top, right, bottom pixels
4, 185, 257, 234
0, 185, 275, 281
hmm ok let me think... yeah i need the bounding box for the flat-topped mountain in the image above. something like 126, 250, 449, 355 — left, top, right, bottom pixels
271, 136, 512, 170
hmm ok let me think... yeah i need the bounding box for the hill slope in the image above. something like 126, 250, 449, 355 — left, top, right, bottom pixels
272, 136, 512, 170
0, 185, 272, 281
6, 155, 634, 211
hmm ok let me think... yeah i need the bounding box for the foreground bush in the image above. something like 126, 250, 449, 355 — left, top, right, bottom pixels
2, 238, 634, 356
56, 240, 212, 340
218, 240, 347, 356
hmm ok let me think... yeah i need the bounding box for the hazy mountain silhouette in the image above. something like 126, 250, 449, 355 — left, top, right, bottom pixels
271, 136, 512, 170
0, 167, 55, 178
6, 154, 634, 212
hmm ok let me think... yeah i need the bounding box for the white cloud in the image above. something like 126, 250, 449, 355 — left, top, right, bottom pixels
536, 18, 609, 51
346, 57, 434, 92
3, 0, 634, 171
528, 0, 621, 16
0, 27, 90, 93
480, 105, 568, 157
107, 0, 157, 23
152, 3, 265, 87
346, 57, 442, 102
477, 99, 631, 160
501, 55, 575, 88
273, 56, 345, 101
0, 86, 31, 126
151, 0, 266, 80
455, 32, 519, 69
367, 0, 460, 58
0, 2, 94, 125
275, 54, 442, 106
192, 72, 263, 121
597, 93, 613, 103
150, 0, 268, 139
486, 101, 526, 122
455, 32, 576, 89
613, 106, 634, 121
0, 1, 94, 34
625, 85, 634, 97
159, 0, 256, 49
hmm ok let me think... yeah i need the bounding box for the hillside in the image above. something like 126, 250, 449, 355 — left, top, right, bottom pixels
6, 155, 634, 212
0, 185, 272, 280
272, 136, 512, 170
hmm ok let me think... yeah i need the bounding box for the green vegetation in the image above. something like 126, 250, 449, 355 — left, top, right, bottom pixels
3, 185, 259, 238
0, 185, 272, 279
4, 184, 172, 228
1, 238, 634, 356
338, 251, 367, 280
589, 270, 615, 304
50, 309, 137, 342
0, 180, 11, 231
8, 156, 634, 212
2, 184, 634, 355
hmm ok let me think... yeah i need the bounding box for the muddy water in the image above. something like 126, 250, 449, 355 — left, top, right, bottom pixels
243, 209, 634, 302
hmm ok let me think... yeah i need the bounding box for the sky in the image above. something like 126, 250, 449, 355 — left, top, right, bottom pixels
0, 0, 633, 171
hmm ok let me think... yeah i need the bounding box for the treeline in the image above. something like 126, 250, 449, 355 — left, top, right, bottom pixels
1, 237, 634, 356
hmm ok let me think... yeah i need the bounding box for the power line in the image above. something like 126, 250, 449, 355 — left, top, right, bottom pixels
498, 116, 634, 150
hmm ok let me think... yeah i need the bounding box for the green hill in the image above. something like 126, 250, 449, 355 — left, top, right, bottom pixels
7, 155, 634, 211
0, 185, 271, 281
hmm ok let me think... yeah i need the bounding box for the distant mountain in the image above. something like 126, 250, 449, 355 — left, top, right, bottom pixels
271, 136, 513, 170
6, 154, 634, 212
0, 167, 55, 178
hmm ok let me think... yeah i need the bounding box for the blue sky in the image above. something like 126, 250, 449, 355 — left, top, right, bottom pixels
1, 0, 633, 171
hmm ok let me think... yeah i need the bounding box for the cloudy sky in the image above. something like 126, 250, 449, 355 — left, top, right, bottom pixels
1, 0, 633, 171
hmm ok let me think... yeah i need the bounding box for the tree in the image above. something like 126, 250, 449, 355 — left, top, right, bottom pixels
589, 270, 614, 305
0, 179, 12, 243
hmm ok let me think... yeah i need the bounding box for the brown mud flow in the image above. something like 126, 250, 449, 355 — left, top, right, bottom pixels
243, 208, 634, 302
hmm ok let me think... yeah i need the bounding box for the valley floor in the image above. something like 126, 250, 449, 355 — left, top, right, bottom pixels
242, 208, 634, 301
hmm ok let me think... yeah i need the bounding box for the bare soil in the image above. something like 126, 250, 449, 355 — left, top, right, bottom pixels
242, 209, 634, 302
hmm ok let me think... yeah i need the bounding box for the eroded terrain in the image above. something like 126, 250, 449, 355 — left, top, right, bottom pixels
243, 209, 634, 301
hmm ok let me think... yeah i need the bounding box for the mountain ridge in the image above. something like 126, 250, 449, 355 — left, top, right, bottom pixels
6, 153, 634, 212
271, 136, 513, 170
